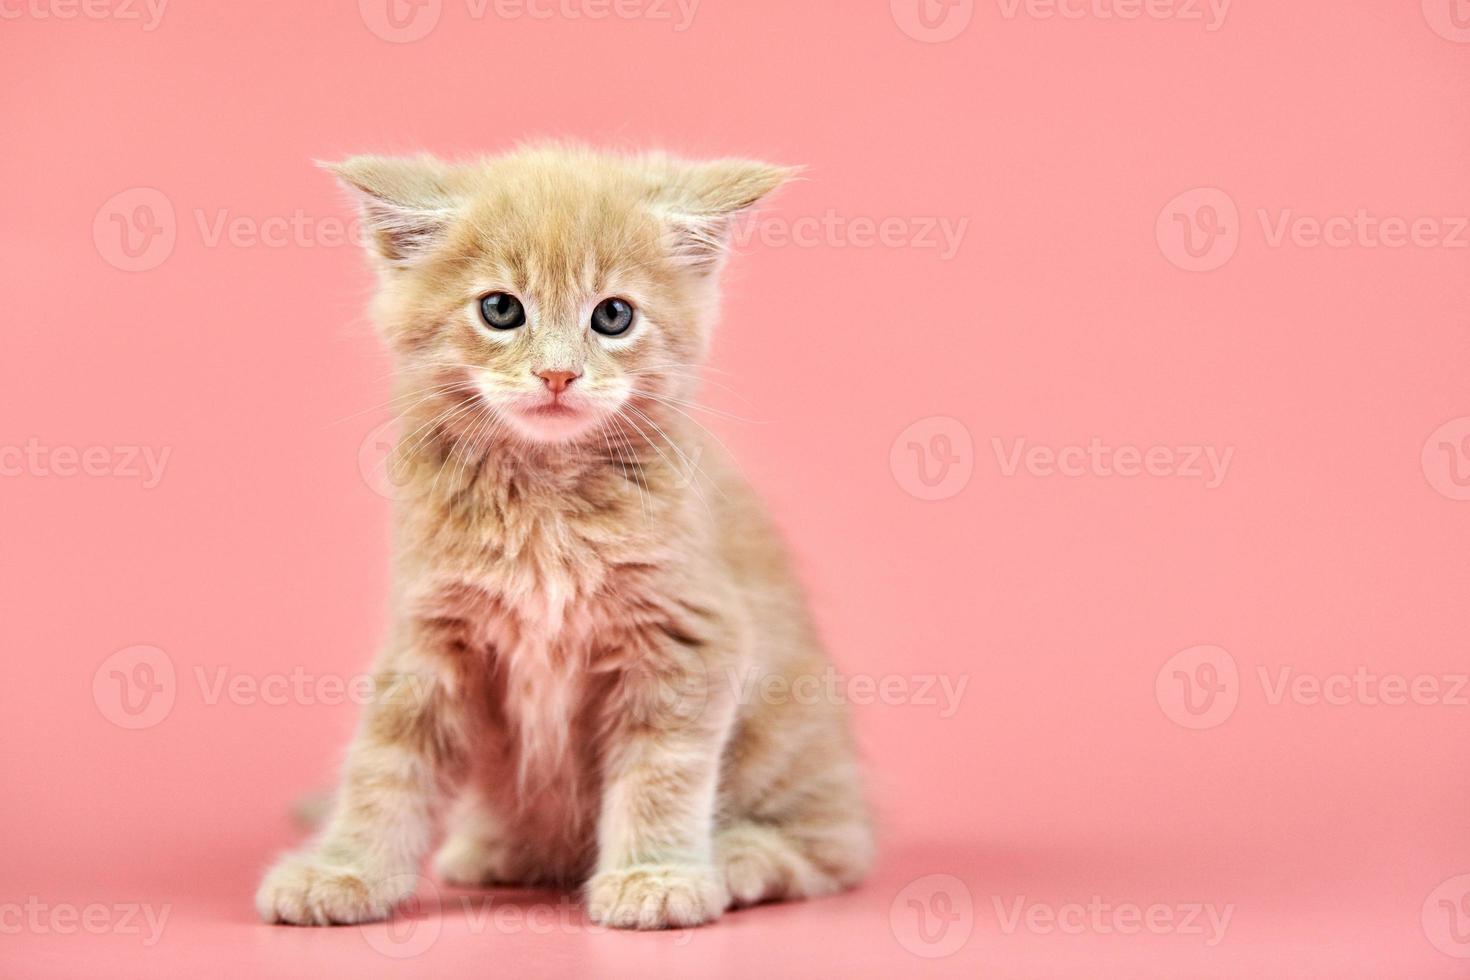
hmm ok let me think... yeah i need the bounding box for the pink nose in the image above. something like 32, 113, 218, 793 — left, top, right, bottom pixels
536, 369, 580, 394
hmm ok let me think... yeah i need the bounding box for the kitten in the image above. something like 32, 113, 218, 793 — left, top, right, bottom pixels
255, 144, 873, 930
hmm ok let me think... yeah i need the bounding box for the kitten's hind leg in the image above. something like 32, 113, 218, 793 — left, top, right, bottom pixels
431, 790, 531, 887
716, 817, 873, 909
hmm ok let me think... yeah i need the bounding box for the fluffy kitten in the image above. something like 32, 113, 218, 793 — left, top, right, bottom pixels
255, 144, 873, 930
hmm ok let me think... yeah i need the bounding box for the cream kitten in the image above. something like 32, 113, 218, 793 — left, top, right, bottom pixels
255, 144, 873, 930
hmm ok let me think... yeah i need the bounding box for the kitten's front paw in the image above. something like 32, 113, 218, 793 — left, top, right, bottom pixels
585, 864, 727, 930
255, 854, 412, 926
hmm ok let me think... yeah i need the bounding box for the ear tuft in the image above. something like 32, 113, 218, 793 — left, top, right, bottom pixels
657, 158, 799, 271
320, 155, 458, 266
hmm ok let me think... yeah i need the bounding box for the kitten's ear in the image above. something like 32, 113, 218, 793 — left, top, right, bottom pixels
657, 158, 799, 271
321, 155, 459, 266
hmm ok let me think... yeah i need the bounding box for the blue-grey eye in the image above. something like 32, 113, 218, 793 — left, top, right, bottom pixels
591, 297, 634, 337
479, 292, 525, 330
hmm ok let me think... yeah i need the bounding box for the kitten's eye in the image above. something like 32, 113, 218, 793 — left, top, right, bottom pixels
591, 297, 635, 337
479, 292, 526, 330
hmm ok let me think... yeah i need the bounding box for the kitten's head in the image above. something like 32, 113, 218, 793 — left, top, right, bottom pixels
329, 144, 792, 445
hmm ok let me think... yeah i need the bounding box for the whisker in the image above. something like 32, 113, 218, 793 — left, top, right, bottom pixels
431, 403, 486, 497
452, 409, 501, 497
628, 391, 753, 487
325, 379, 483, 429
624, 404, 706, 491
628, 388, 766, 426
608, 413, 650, 520
623, 365, 746, 401
398, 395, 485, 464
620, 405, 714, 515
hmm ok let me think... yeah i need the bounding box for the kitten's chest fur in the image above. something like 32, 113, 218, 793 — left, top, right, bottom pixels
399, 448, 688, 832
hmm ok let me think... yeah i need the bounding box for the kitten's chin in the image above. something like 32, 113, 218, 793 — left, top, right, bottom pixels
501, 403, 604, 445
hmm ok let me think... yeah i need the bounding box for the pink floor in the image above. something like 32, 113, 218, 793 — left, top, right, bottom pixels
6, 719, 1470, 980
3, 832, 1467, 979
0, 834, 1464, 980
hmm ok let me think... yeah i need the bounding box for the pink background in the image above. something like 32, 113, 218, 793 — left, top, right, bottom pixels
4, 1, 1470, 977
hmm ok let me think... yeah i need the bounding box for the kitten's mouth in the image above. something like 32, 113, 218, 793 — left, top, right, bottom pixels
523, 402, 580, 418
501, 396, 603, 444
